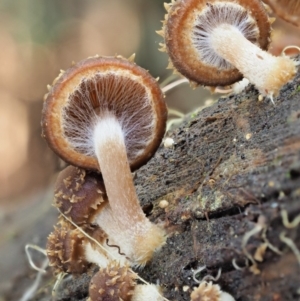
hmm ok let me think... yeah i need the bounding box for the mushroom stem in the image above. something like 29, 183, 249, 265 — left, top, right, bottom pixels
93, 114, 146, 228
93, 114, 165, 265
211, 24, 296, 97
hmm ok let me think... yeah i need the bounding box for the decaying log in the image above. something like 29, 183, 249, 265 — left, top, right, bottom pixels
32, 64, 300, 301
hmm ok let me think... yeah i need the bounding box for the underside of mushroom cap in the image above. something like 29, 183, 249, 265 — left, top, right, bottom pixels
42, 55, 167, 172
162, 0, 271, 86
263, 0, 300, 27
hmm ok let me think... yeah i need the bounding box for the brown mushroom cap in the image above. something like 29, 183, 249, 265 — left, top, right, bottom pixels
46, 225, 89, 274
53, 165, 107, 226
47, 222, 109, 275
89, 261, 136, 301
263, 0, 300, 27
163, 0, 271, 86
42, 56, 167, 171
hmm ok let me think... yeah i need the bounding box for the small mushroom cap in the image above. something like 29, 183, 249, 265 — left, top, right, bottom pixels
163, 0, 271, 86
263, 0, 300, 27
42, 55, 167, 171
46, 225, 89, 274
53, 165, 107, 226
89, 260, 136, 301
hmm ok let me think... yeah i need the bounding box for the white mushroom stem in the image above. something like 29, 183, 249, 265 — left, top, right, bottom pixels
94, 115, 145, 227
93, 114, 165, 266
210, 24, 296, 99
84, 240, 128, 267
220, 292, 236, 301
132, 284, 165, 301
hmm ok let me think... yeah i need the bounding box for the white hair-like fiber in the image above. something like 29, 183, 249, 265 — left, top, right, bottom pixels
61, 72, 155, 163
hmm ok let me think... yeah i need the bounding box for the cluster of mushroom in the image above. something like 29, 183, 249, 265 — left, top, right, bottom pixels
41, 1, 300, 299
158, 0, 298, 103
43, 55, 169, 300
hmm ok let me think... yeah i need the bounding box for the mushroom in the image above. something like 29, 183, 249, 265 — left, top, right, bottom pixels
42, 56, 167, 266
190, 282, 235, 301
46, 222, 128, 275
47, 222, 165, 300
160, 0, 297, 101
46, 224, 88, 274
263, 0, 300, 27
88, 260, 136, 301
53, 165, 107, 227
52, 165, 136, 265
88, 261, 165, 301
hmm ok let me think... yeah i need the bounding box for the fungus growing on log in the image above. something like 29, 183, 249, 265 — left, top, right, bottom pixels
42, 56, 167, 266
160, 0, 297, 100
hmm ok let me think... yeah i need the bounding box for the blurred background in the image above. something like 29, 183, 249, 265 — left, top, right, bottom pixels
0, 0, 299, 300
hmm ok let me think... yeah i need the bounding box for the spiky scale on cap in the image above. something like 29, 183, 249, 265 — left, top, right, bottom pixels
43, 93, 48, 101
156, 30, 164, 37
127, 53, 136, 62
52, 69, 65, 86
158, 43, 167, 52
164, 2, 171, 12
46, 225, 89, 275
89, 261, 136, 301
53, 166, 106, 227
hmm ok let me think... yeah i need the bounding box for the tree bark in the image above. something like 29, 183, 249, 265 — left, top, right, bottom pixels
32, 65, 300, 301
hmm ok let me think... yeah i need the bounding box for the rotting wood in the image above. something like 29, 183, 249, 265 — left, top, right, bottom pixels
30, 63, 300, 301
